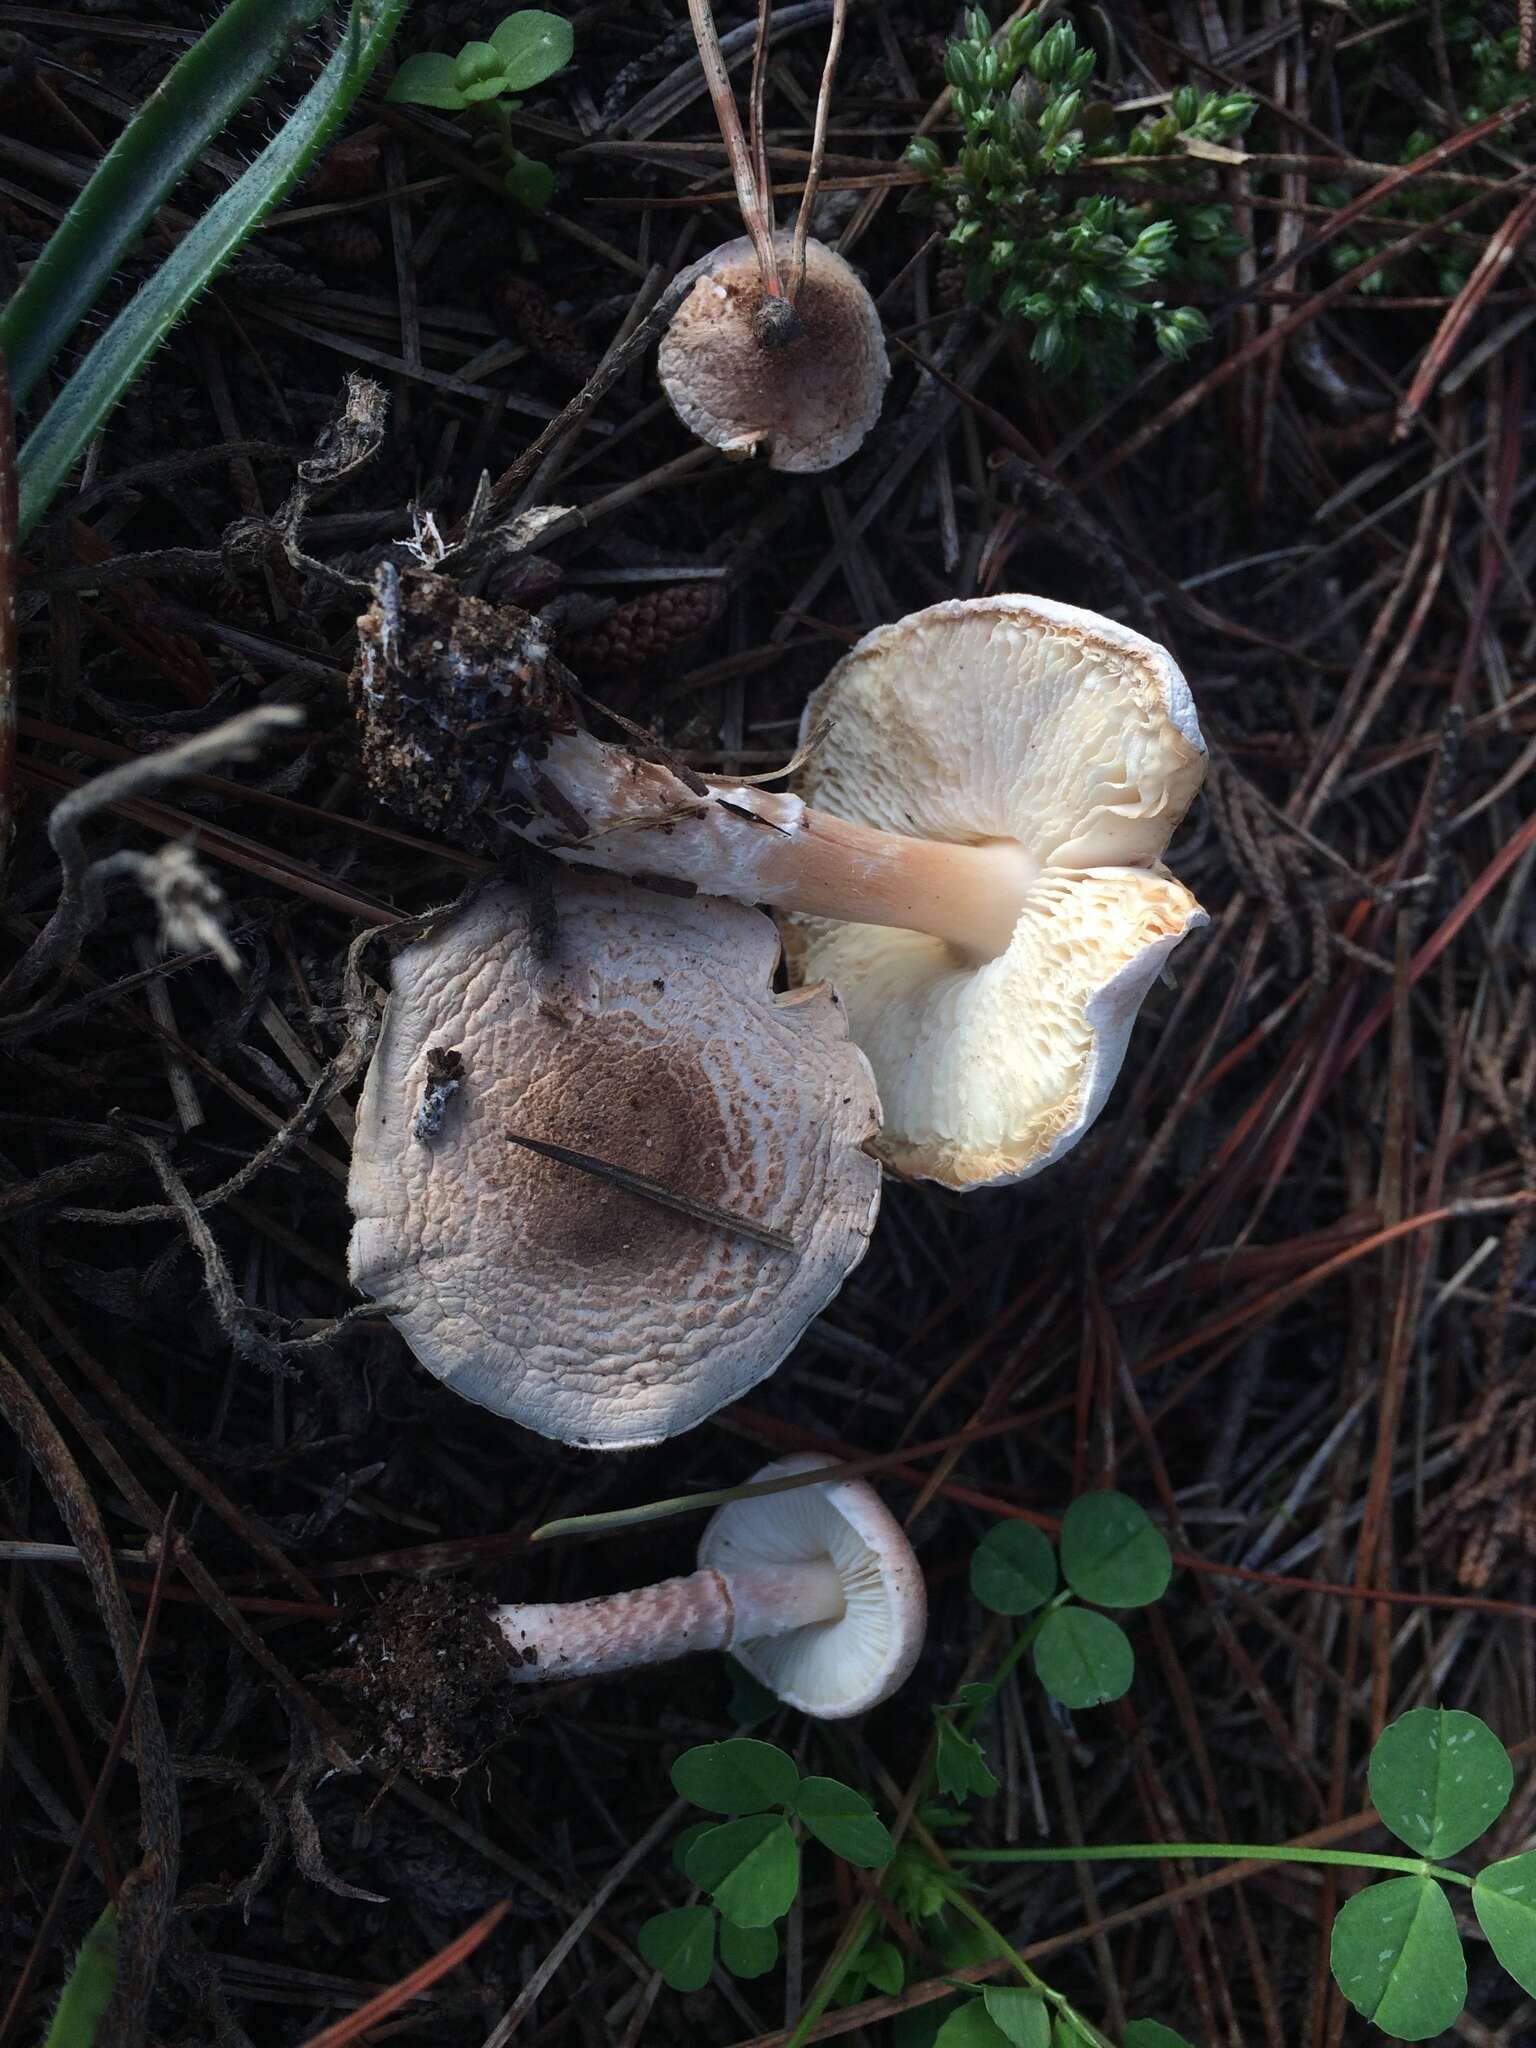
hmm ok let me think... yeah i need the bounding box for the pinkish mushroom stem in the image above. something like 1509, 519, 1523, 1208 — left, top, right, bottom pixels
513, 729, 1036, 961
496, 1560, 846, 1684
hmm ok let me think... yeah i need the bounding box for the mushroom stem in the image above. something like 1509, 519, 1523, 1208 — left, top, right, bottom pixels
513, 731, 1036, 960
496, 1561, 846, 1685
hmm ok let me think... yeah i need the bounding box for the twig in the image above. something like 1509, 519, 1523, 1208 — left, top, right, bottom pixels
0, 703, 301, 1011
685, 0, 784, 296
788, 0, 847, 300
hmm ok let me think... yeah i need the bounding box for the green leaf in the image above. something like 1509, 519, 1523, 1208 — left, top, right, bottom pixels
982, 1986, 1050, 2046
719, 1916, 778, 1980
17, 0, 410, 542
1124, 2024, 1196, 2048
491, 10, 575, 90
1033, 1608, 1134, 1708
44, 1904, 118, 2048
0, 0, 329, 410
727, 1664, 778, 1728
794, 1778, 894, 1868
897, 1995, 966, 2048
935, 1716, 999, 1803
672, 1821, 716, 1874
970, 1524, 1057, 1615
935, 1998, 1013, 2047
955, 1681, 998, 1709
504, 151, 555, 209
671, 1738, 797, 1816
637, 1906, 715, 1993
684, 1815, 799, 1927
1058, 1494, 1172, 1609
1329, 1876, 1466, 2041
1368, 1708, 1513, 1858
385, 51, 468, 108
461, 76, 512, 104
1473, 1853, 1536, 1996
864, 1940, 905, 1994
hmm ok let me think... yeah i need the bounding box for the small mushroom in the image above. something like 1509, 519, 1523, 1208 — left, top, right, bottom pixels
504, 596, 1207, 1188
659, 233, 889, 472
497, 1456, 925, 1719
347, 875, 880, 1448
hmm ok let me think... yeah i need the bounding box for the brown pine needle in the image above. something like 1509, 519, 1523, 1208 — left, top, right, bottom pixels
505, 1130, 797, 1253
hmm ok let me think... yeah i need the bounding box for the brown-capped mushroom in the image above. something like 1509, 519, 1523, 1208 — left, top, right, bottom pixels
346, 874, 880, 1448
659, 232, 889, 472
497, 1456, 925, 1718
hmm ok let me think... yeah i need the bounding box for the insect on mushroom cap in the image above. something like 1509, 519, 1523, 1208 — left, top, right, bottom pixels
784, 594, 1210, 1189
658, 233, 889, 472
347, 874, 881, 1447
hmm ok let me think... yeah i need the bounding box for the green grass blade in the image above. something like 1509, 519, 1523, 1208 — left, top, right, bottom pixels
17, 0, 409, 541
1, 0, 329, 411
43, 1904, 118, 2048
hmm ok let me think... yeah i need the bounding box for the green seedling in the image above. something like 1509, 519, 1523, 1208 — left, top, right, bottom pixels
637, 1738, 895, 1993
905, 9, 1252, 375
952, 1707, 1536, 2042
385, 10, 573, 209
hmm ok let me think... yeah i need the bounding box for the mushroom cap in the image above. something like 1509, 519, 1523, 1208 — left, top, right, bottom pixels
348, 877, 881, 1448
658, 235, 889, 473
786, 595, 1209, 1189
698, 1455, 926, 1717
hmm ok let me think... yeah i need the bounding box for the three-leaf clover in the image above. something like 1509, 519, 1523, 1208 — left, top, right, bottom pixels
639, 1738, 894, 1991
971, 1495, 1173, 1710
1331, 1708, 1519, 2040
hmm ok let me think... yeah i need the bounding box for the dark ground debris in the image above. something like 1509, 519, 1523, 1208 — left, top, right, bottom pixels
2, 4, 1535, 2046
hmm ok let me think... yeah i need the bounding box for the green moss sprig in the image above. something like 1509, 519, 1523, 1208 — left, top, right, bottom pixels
905, 9, 1254, 375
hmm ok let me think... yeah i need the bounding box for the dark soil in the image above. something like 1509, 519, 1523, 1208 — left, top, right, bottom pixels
3, 5, 1534, 2047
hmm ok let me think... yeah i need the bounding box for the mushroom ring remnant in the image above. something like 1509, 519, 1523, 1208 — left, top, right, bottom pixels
659, 234, 889, 473
784, 596, 1208, 1187
496, 1456, 926, 1719
346, 875, 881, 1449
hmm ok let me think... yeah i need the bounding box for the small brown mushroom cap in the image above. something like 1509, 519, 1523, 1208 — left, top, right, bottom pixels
786, 596, 1209, 1188
347, 875, 881, 1448
658, 235, 889, 473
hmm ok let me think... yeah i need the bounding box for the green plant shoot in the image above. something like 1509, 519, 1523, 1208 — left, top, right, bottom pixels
905, 9, 1253, 374
386, 11, 573, 209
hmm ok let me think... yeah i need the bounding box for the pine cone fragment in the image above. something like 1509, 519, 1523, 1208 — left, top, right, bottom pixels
564, 580, 728, 681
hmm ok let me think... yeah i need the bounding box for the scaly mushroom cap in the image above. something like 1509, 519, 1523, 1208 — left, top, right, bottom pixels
786, 596, 1208, 1189
698, 1455, 927, 1717
348, 877, 881, 1448
658, 235, 889, 473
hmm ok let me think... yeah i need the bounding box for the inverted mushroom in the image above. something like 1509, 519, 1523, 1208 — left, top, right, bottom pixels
498, 1456, 925, 1719
659, 232, 889, 472
489, 595, 1206, 1188
347, 875, 880, 1448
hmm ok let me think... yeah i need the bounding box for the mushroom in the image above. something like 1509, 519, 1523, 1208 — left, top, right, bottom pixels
656, 1, 888, 471
659, 232, 889, 472
346, 873, 881, 1448
499, 596, 1207, 1188
497, 1456, 925, 1718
